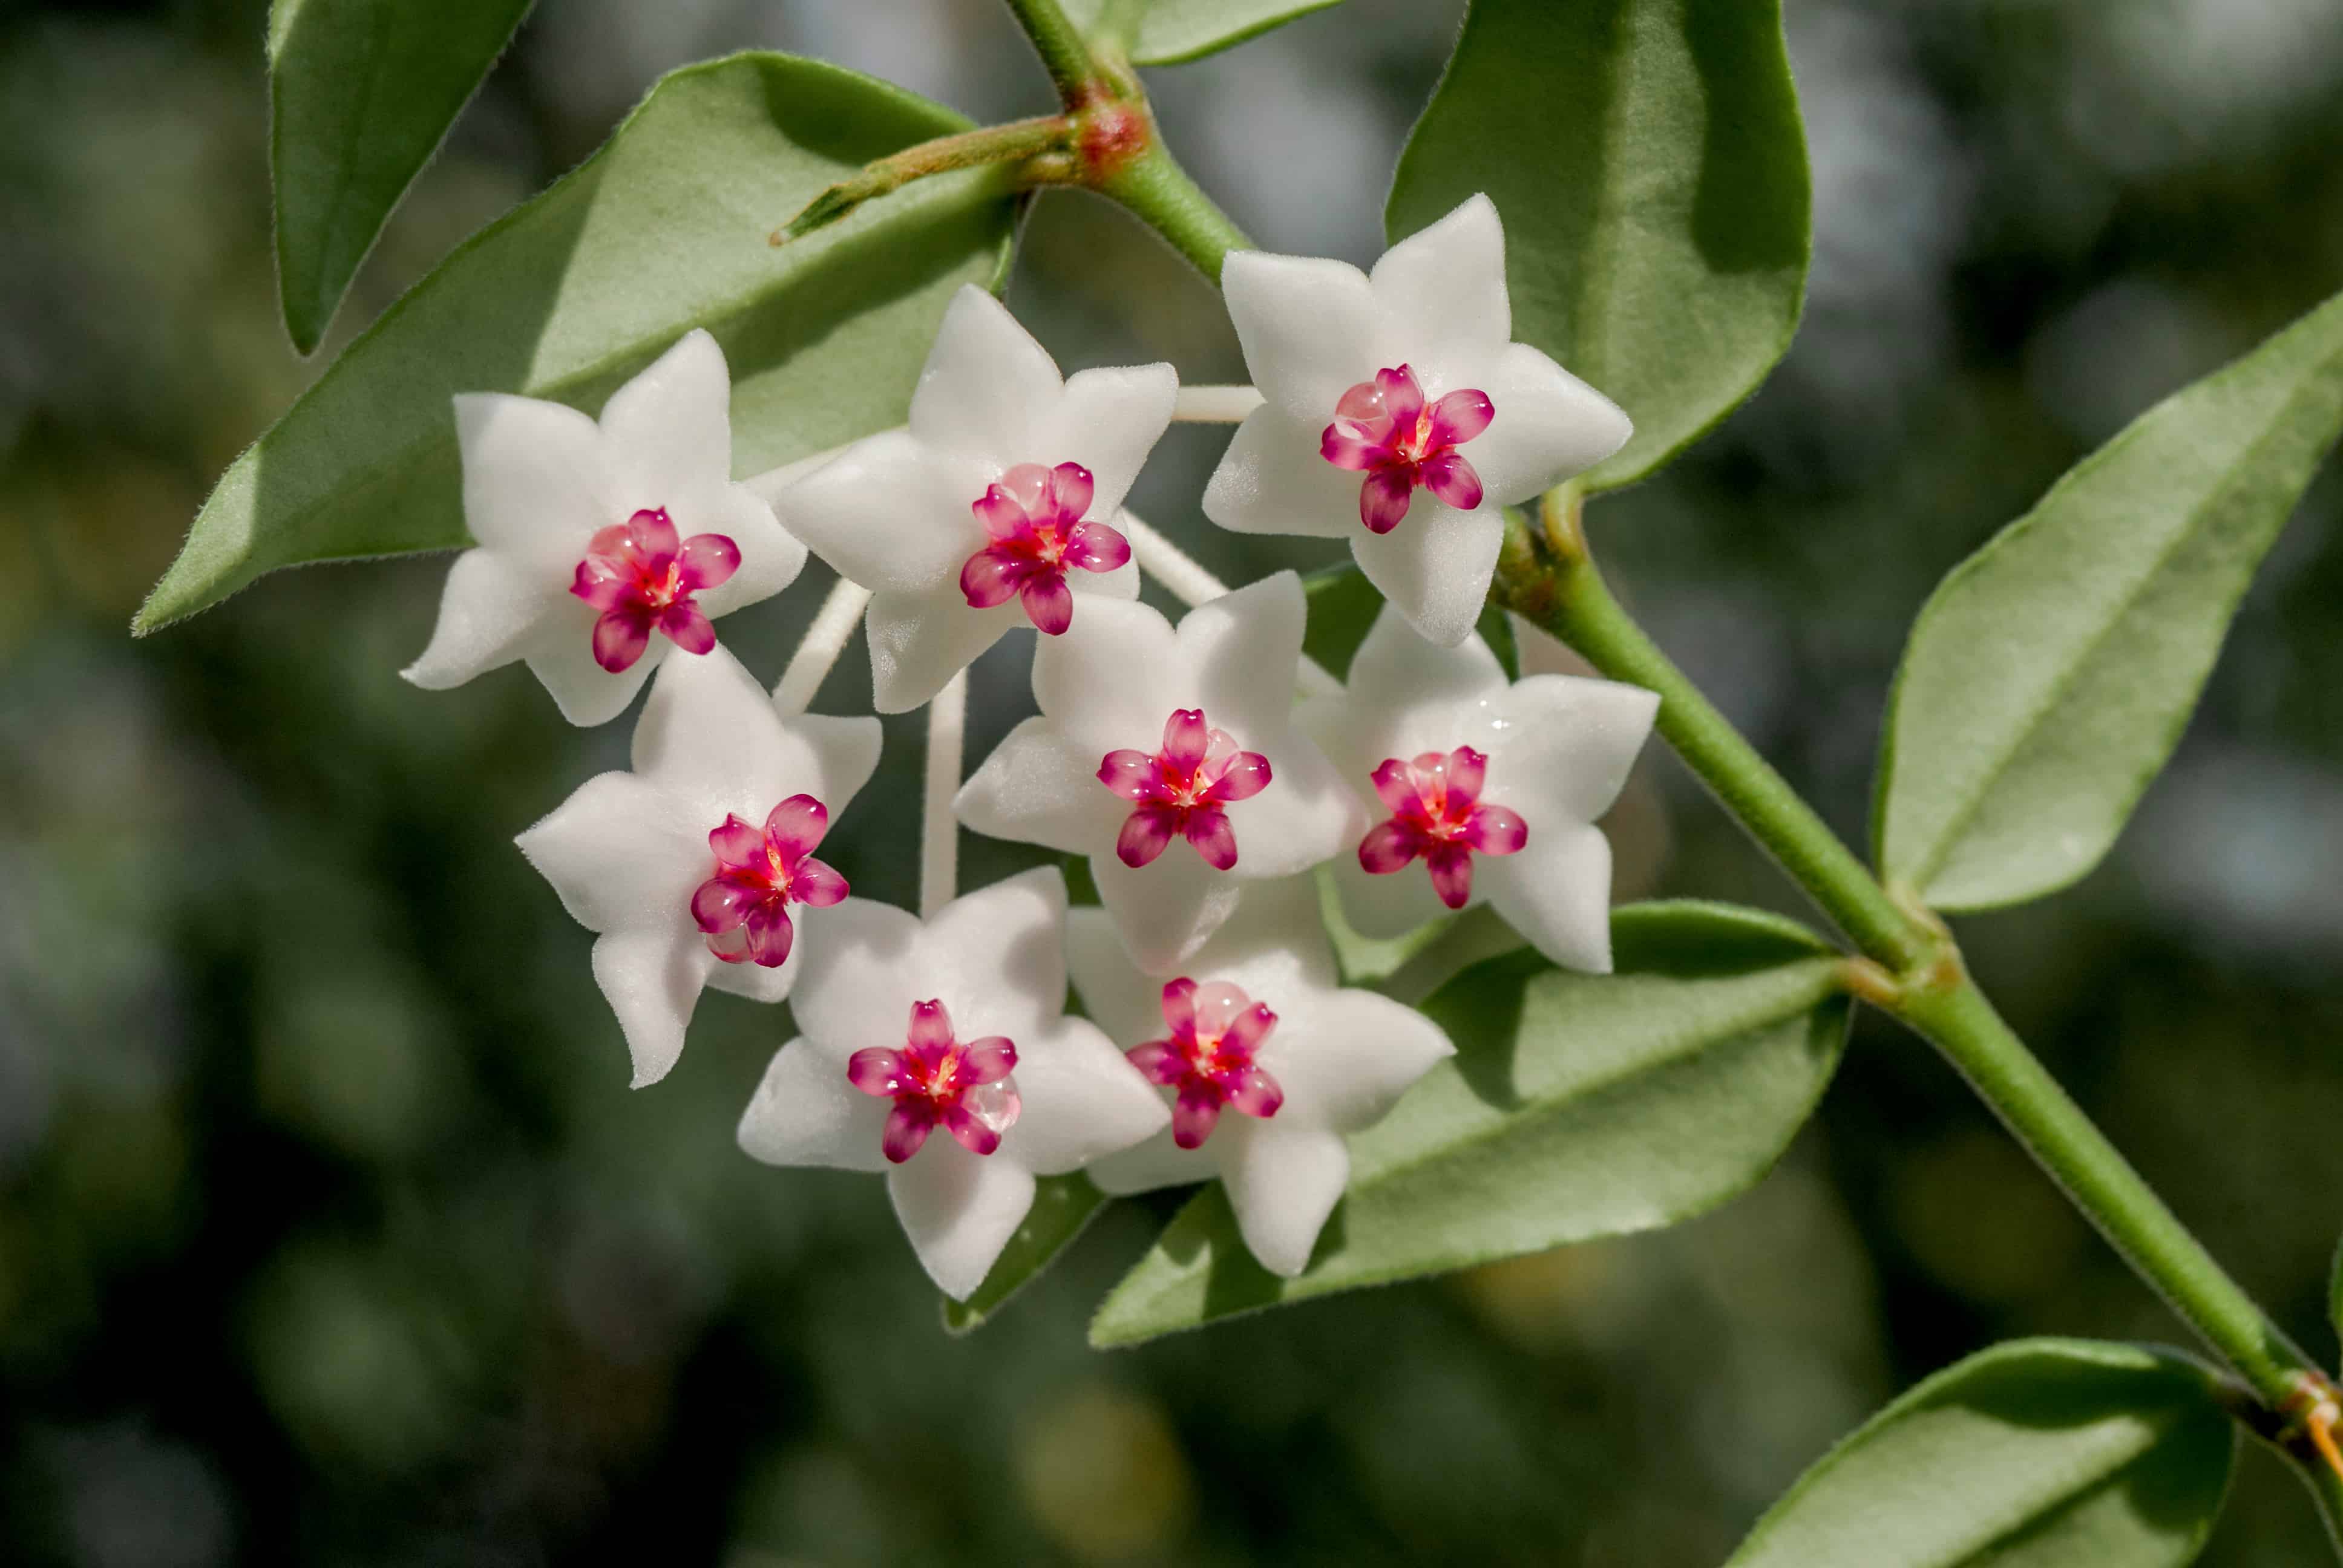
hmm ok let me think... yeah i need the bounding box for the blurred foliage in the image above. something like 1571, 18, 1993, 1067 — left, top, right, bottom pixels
3, 0, 2342, 1563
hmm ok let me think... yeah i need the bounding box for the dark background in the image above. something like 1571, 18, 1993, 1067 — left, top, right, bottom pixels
6, 0, 2343, 1561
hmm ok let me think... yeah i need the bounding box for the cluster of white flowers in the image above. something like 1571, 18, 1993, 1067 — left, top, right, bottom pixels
407, 195, 1657, 1298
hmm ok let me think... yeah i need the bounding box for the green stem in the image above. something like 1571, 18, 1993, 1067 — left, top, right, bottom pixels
1001, 0, 1110, 103
1092, 138, 1254, 281
774, 117, 1072, 243
1502, 528, 2327, 1419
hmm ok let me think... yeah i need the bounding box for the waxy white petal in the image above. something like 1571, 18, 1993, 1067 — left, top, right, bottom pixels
1260, 987, 1453, 1132
1182, 570, 1312, 746
1221, 250, 1381, 423
598, 329, 733, 527
401, 549, 565, 691
780, 430, 986, 596
1095, 848, 1244, 977
1484, 675, 1659, 825
1349, 497, 1506, 650
998, 1017, 1172, 1176
1199, 405, 1360, 541
909, 285, 1067, 458
1328, 849, 1455, 939
524, 618, 664, 727
592, 926, 716, 1089
1031, 594, 1183, 754
694, 482, 808, 621
1220, 1120, 1351, 1278
1483, 820, 1616, 974
889, 1140, 1040, 1301
1037, 364, 1178, 520
920, 866, 1072, 1045
515, 771, 707, 934
954, 716, 1127, 857
1086, 1129, 1214, 1196
1467, 341, 1633, 503
738, 1035, 890, 1174
787, 895, 926, 1057
1370, 192, 1510, 354
453, 393, 607, 570
1344, 599, 1508, 709
1219, 740, 1365, 883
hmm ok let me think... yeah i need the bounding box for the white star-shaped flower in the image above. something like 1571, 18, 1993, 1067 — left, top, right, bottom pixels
1302, 603, 1657, 973
772, 286, 1176, 714
1069, 878, 1452, 1277
514, 644, 880, 1087
404, 330, 808, 725
736, 867, 1169, 1300
1202, 194, 1631, 648
954, 570, 1365, 975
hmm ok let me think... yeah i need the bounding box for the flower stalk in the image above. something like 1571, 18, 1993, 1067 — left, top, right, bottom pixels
773, 117, 1074, 245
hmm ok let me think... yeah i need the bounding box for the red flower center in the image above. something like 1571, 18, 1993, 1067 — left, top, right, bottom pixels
1127, 978, 1283, 1149
569, 506, 740, 672
1319, 364, 1495, 534
689, 794, 848, 969
959, 462, 1132, 636
1357, 746, 1528, 909
1097, 708, 1273, 872
847, 999, 1021, 1163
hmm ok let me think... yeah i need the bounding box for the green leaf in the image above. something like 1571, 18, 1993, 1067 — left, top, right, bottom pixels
942, 1174, 1109, 1336
1301, 564, 1515, 682
140, 53, 1016, 635
1060, 0, 1345, 65
2328, 1232, 2343, 1354
1386, 0, 1810, 492
269, 0, 535, 354
1875, 290, 2343, 912
1726, 1339, 2236, 1567
1089, 901, 1849, 1345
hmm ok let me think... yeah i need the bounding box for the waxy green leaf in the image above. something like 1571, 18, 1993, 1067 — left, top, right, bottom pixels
942, 1174, 1109, 1336
140, 53, 1016, 635
1876, 290, 2343, 912
1061, 0, 1345, 65
269, 0, 534, 354
1089, 901, 1849, 1345
1726, 1339, 2236, 1568
1387, 0, 1810, 492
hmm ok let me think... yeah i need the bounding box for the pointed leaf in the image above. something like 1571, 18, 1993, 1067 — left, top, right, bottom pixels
1387, 0, 1810, 492
140, 54, 1015, 634
942, 1174, 1109, 1336
1061, 0, 1346, 65
1876, 289, 2343, 911
1726, 1339, 2236, 1567
1089, 901, 1848, 1345
269, 0, 535, 354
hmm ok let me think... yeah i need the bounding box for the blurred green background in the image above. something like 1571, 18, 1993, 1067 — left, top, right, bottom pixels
6, 0, 2343, 1561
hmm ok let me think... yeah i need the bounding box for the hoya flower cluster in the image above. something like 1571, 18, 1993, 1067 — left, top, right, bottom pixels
404, 197, 1654, 1296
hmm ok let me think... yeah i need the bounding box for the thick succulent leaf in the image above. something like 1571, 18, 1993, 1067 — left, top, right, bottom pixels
1089, 901, 1848, 1345
1876, 289, 2343, 912
1301, 564, 1515, 682
269, 0, 534, 354
140, 53, 1015, 634
1726, 1339, 2236, 1567
1060, 0, 1345, 65
1386, 0, 1809, 491
942, 1174, 1108, 1336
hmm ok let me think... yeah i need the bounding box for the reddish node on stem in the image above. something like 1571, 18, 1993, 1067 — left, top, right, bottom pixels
1076, 98, 1150, 179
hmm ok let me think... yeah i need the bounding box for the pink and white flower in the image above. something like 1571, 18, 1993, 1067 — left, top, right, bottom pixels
736, 868, 1169, 1301
514, 645, 880, 1086
404, 331, 807, 725
1203, 195, 1631, 648
772, 286, 1174, 713
1302, 603, 1657, 973
955, 572, 1366, 975
1069, 879, 1453, 1278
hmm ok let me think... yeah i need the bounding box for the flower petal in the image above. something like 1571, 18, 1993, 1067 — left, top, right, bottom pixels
1427, 387, 1496, 447
1126, 1040, 1185, 1085
1204, 752, 1273, 803
776, 429, 986, 595
1484, 675, 1660, 823
919, 866, 1073, 1047
739, 1036, 891, 1172
598, 330, 733, 526
1218, 1119, 1349, 1278
961, 1036, 1018, 1084
787, 897, 926, 1060
1225, 1066, 1284, 1120
1062, 519, 1130, 574
689, 483, 807, 621
790, 857, 850, 907
886, 1137, 1039, 1301
957, 716, 1130, 858
1349, 495, 1506, 648
972, 486, 1030, 543
958, 544, 1027, 610
692, 877, 756, 934
1480, 818, 1615, 973
764, 794, 830, 859
995, 1017, 1169, 1176
1358, 469, 1415, 534
1172, 1090, 1223, 1149
1087, 1126, 1217, 1195
1221, 250, 1381, 423
1032, 364, 1177, 520
1425, 843, 1475, 909
630, 642, 820, 808
1343, 600, 1509, 711
1180, 570, 1310, 748
591, 926, 714, 1088
1419, 451, 1484, 512
742, 901, 796, 967
1260, 988, 1452, 1133
863, 586, 1021, 716
1047, 461, 1095, 519
1358, 820, 1420, 874
453, 392, 608, 570
847, 1047, 909, 1097
656, 601, 718, 656
1369, 193, 1512, 354
1094, 842, 1240, 976
709, 815, 767, 871
1330, 846, 1455, 938
1464, 803, 1528, 856
1183, 808, 1239, 871
1203, 405, 1369, 542
1117, 806, 1178, 868
1031, 595, 1182, 756
515, 770, 707, 933
402, 549, 566, 691
523, 613, 663, 726
1063, 908, 1176, 1048
907, 285, 1063, 460
592, 608, 654, 672
1465, 340, 1633, 503
1217, 734, 1366, 883
907, 997, 957, 1052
